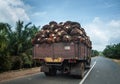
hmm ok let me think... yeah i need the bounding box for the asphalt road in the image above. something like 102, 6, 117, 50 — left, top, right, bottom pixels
1, 56, 120, 84
83, 56, 120, 84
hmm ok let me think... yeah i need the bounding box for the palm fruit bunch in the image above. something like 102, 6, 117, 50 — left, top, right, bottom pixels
32, 21, 92, 48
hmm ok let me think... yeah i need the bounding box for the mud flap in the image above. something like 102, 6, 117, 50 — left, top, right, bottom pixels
41, 65, 57, 76
41, 65, 49, 72
70, 62, 85, 78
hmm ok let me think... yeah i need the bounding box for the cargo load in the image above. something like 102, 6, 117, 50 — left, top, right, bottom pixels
32, 21, 92, 48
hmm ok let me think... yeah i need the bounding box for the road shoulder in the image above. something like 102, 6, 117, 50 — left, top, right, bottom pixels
0, 67, 40, 82
112, 59, 120, 65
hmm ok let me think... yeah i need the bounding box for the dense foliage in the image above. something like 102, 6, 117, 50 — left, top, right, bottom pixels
91, 50, 99, 57
103, 43, 120, 59
0, 21, 39, 72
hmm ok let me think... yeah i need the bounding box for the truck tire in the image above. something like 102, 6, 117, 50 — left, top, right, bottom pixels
85, 58, 91, 69
87, 58, 91, 66
79, 62, 85, 78
44, 68, 57, 76
51, 68, 57, 75
44, 72, 51, 76
70, 62, 85, 78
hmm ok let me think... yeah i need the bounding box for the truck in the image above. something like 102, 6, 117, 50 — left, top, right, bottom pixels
32, 21, 92, 78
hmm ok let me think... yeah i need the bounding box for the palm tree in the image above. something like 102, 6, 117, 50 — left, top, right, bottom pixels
0, 23, 11, 55
11, 20, 39, 55
0, 20, 39, 71
0, 23, 12, 71
10, 20, 39, 68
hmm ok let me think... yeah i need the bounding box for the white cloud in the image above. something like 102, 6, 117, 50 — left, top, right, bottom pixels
93, 17, 102, 24
108, 20, 120, 28
31, 11, 47, 17
84, 17, 120, 51
104, 2, 115, 8
0, 0, 30, 25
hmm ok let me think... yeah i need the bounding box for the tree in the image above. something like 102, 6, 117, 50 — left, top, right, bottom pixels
0, 21, 39, 71
103, 43, 120, 59
9, 20, 39, 56
0, 23, 12, 72
92, 50, 99, 57
9, 20, 39, 69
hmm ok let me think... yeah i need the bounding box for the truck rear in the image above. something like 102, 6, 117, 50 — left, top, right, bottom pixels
32, 21, 92, 78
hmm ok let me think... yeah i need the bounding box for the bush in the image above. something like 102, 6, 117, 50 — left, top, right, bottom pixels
21, 53, 32, 68
92, 50, 99, 57
0, 55, 12, 72
11, 56, 23, 70
103, 43, 120, 59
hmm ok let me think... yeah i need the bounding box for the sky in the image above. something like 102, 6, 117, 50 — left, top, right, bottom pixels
0, 0, 120, 51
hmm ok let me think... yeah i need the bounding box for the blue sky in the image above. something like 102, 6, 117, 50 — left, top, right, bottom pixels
0, 0, 120, 51
24, 0, 120, 25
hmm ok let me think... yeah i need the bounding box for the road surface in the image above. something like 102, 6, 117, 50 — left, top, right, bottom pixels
0, 56, 120, 84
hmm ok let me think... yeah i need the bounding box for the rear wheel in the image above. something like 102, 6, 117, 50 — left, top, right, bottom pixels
87, 58, 91, 66
72, 62, 85, 79
79, 62, 85, 78
44, 72, 51, 76
44, 67, 57, 76
86, 58, 91, 69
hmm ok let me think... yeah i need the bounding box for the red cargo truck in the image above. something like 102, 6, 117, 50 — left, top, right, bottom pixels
33, 41, 91, 78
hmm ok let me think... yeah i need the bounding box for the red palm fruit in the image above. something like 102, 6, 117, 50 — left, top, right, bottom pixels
55, 36, 61, 42
46, 38, 53, 44
62, 35, 71, 42
70, 28, 83, 36
71, 22, 81, 28
54, 28, 62, 33
49, 33, 55, 38
42, 25, 50, 30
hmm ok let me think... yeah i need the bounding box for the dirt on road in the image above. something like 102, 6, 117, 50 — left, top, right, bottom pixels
0, 67, 40, 82
113, 59, 120, 65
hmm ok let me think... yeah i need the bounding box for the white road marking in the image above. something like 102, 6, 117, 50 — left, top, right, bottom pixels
79, 61, 96, 84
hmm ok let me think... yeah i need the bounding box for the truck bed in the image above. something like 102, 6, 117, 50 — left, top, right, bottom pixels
33, 42, 90, 61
